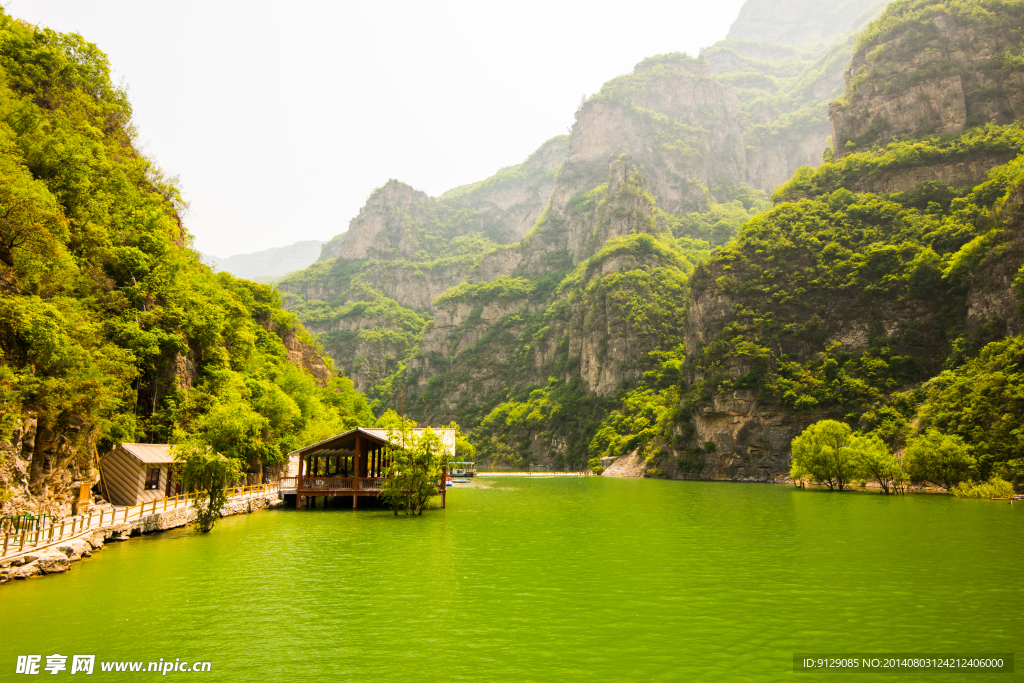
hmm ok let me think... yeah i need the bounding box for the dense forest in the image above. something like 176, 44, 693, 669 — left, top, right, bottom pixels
0, 12, 372, 516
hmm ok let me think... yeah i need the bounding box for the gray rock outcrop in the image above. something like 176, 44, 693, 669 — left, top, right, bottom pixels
831, 8, 1024, 155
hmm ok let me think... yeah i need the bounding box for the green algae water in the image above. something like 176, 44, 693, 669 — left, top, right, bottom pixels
2, 478, 1022, 682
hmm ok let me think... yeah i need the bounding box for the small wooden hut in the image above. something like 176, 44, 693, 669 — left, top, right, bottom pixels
99, 443, 180, 506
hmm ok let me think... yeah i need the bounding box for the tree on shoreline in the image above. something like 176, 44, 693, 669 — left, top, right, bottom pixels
172, 441, 243, 532
904, 429, 975, 490
851, 434, 905, 494
790, 420, 860, 490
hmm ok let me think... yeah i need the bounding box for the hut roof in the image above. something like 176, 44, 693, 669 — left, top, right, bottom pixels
289, 427, 456, 458
118, 443, 175, 465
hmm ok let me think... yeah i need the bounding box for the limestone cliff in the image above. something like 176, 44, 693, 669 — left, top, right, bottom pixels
830, 1, 1024, 155
335, 137, 568, 263
337, 181, 434, 261
0, 417, 99, 519
443, 136, 568, 243
279, 329, 333, 387
553, 55, 746, 216
965, 183, 1024, 341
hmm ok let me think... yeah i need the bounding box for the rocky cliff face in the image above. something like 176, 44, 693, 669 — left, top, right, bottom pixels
357, 261, 475, 312
677, 268, 824, 481
831, 5, 1024, 155
444, 136, 568, 243
304, 324, 408, 395
848, 151, 1018, 193
674, 390, 818, 481
279, 329, 333, 387
554, 56, 746, 214
702, 29, 877, 191
336, 138, 568, 264
0, 417, 98, 519
338, 181, 433, 261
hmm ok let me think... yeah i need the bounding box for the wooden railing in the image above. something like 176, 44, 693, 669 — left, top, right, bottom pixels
0, 482, 278, 560
301, 477, 354, 491
295, 476, 385, 491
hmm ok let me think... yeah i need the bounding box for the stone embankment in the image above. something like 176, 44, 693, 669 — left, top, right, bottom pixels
0, 493, 282, 586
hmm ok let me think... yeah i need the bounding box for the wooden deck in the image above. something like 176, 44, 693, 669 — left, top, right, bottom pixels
279, 475, 385, 494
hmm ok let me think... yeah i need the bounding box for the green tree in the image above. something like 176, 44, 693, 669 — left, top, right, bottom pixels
790, 420, 861, 490
455, 434, 476, 463
849, 434, 905, 494
172, 440, 243, 533
903, 429, 975, 490
380, 418, 453, 515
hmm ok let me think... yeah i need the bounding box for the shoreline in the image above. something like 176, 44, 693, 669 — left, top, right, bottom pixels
0, 493, 283, 586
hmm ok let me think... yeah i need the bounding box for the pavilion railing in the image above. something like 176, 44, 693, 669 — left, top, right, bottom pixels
301, 477, 354, 491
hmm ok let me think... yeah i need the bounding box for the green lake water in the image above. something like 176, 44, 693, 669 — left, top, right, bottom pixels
2, 477, 1021, 682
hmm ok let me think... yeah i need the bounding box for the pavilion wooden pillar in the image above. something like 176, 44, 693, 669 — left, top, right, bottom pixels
296, 454, 304, 509
353, 432, 362, 509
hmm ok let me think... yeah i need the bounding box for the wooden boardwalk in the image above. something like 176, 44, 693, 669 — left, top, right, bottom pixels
1, 483, 278, 561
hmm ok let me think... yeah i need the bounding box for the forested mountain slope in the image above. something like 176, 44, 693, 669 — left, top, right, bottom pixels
670, 0, 1024, 482
0, 13, 372, 517
279, 0, 886, 400
282, 0, 1024, 486
277, 0, 888, 461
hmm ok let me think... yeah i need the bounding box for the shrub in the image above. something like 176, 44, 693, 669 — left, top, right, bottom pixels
952, 476, 1015, 499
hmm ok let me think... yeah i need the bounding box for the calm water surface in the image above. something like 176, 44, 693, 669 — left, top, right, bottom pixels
2, 478, 1021, 682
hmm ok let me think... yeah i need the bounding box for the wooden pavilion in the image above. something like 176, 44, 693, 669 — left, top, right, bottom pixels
280, 427, 455, 509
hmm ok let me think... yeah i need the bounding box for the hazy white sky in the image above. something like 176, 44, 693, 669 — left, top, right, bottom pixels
10, 0, 747, 257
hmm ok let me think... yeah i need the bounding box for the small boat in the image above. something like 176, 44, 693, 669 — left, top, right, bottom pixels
449, 461, 476, 477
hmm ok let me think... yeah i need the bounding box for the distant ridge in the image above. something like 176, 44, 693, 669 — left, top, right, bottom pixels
726, 0, 887, 46
204, 239, 324, 282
